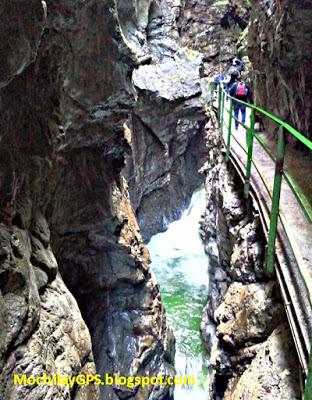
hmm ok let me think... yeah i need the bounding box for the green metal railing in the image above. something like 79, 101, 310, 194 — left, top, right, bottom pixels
216, 84, 312, 399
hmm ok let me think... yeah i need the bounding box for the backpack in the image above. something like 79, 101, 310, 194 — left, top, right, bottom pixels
236, 82, 247, 96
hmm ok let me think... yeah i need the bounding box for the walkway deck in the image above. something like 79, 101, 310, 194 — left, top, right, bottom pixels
220, 103, 312, 375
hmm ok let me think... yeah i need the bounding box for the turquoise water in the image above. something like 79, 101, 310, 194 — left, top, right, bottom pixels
148, 188, 210, 399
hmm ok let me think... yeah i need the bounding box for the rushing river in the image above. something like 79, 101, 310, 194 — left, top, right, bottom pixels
148, 188, 210, 400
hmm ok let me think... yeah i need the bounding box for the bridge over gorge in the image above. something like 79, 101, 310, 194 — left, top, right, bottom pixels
212, 85, 312, 399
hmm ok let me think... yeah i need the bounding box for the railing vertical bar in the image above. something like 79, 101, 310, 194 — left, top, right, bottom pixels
244, 109, 255, 198
220, 87, 225, 137
218, 84, 222, 124
225, 98, 233, 162
265, 125, 286, 273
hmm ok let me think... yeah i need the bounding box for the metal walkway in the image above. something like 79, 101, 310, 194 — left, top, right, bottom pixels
215, 86, 312, 399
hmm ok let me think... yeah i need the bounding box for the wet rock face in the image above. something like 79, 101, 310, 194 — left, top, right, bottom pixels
123, 0, 254, 242
199, 118, 266, 318
0, 0, 45, 89
132, 48, 203, 101
1, 4, 97, 397
248, 0, 312, 139
1, 1, 182, 399
214, 282, 284, 348
0, 221, 98, 400
126, 47, 207, 240
177, 0, 251, 75
224, 326, 301, 400
199, 119, 299, 398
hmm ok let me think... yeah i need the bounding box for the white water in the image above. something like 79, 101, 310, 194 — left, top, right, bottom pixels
148, 188, 210, 399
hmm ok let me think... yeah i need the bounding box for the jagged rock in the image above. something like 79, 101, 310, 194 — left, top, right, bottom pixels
33, 265, 49, 290
132, 48, 203, 101
1, 274, 99, 400
200, 118, 298, 397
122, 0, 253, 241
1, 1, 178, 399
178, 0, 251, 76
0, 217, 97, 399
125, 46, 208, 240
0, 225, 40, 362
210, 338, 232, 375
224, 326, 301, 399
248, 0, 312, 139
228, 219, 265, 282
30, 236, 58, 281
229, 342, 264, 368
30, 211, 50, 248
0, 0, 46, 88
214, 282, 284, 348
200, 126, 266, 318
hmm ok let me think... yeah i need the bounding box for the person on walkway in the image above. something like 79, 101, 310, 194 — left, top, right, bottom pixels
229, 75, 253, 129
225, 70, 239, 94
232, 57, 244, 73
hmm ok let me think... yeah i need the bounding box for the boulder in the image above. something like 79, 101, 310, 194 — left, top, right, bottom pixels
215, 282, 284, 348
224, 326, 301, 399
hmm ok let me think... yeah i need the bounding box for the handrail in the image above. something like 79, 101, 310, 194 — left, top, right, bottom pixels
217, 83, 312, 274
229, 128, 312, 310
221, 87, 312, 150
254, 133, 312, 222
215, 84, 312, 400
219, 85, 312, 224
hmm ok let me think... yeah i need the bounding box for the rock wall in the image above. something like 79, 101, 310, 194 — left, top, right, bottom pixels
124, 0, 254, 241
125, 48, 207, 240
199, 114, 300, 398
122, 0, 210, 241
0, 2, 97, 399
0, 221, 98, 400
178, 0, 251, 76
248, 0, 312, 139
1, 1, 183, 399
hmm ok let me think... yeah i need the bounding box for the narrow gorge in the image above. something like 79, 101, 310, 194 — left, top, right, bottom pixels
0, 1, 311, 400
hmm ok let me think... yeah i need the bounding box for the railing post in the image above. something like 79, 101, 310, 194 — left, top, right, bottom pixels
220, 87, 225, 137
265, 125, 286, 274
218, 84, 222, 124
225, 98, 233, 162
305, 346, 312, 400
244, 109, 255, 198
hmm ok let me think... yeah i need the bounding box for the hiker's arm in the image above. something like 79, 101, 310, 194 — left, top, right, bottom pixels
229, 83, 236, 96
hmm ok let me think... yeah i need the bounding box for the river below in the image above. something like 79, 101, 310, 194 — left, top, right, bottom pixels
148, 188, 210, 400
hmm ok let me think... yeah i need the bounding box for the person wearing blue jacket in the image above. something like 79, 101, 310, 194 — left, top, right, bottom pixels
226, 70, 239, 95
229, 76, 253, 129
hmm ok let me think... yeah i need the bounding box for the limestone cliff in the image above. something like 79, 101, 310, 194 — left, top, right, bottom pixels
126, 47, 207, 240
122, 0, 209, 240
0, 0, 215, 399
0, 1, 182, 399
178, 0, 251, 76
0, 2, 97, 399
124, 0, 252, 241
248, 0, 312, 139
